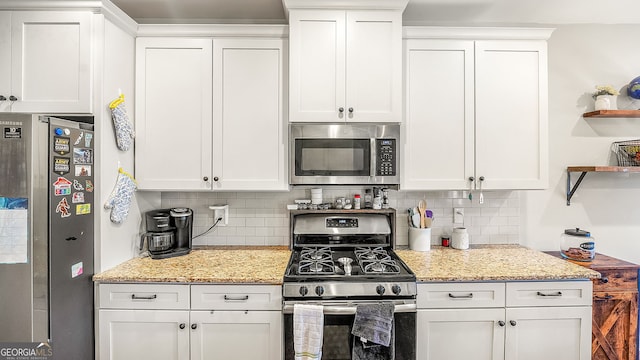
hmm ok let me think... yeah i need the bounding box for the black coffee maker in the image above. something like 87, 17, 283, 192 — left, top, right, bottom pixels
141, 208, 193, 259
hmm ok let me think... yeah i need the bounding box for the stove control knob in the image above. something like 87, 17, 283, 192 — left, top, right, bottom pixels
299, 286, 309, 296
376, 285, 386, 295
392, 285, 402, 295
315, 286, 325, 296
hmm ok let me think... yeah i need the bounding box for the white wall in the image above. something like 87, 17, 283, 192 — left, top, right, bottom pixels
521, 24, 640, 264
94, 17, 156, 271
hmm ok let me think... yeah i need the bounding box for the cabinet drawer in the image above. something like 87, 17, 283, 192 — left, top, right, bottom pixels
506, 281, 592, 307
98, 284, 190, 310
593, 269, 638, 292
191, 285, 282, 310
417, 282, 505, 309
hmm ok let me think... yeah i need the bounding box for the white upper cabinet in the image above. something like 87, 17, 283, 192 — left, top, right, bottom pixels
0, 11, 92, 113
135, 38, 213, 191
402, 28, 551, 190
212, 39, 288, 191
287, 1, 406, 122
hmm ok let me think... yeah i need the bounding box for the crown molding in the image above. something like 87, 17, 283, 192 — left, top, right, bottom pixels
137, 24, 288, 38
282, 0, 409, 18
403, 26, 555, 40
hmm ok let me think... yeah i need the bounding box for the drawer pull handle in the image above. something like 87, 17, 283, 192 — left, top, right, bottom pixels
131, 294, 157, 300
595, 295, 613, 301
536, 291, 562, 297
224, 295, 249, 301
448, 293, 473, 299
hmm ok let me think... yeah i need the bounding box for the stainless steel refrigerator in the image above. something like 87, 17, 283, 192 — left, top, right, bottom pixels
0, 114, 94, 360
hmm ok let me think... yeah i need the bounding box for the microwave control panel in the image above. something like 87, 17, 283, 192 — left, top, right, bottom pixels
376, 139, 396, 176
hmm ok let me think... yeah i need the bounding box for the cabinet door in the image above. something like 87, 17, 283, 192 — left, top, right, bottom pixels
289, 10, 345, 122
505, 306, 591, 360
403, 39, 474, 190
9, 11, 91, 113
346, 11, 402, 122
592, 291, 638, 360
190, 310, 283, 360
475, 40, 549, 190
417, 308, 505, 360
213, 39, 288, 190
135, 38, 213, 190
0, 12, 10, 112
98, 310, 190, 360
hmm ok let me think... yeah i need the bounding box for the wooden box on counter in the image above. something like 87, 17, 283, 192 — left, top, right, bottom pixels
546, 251, 639, 360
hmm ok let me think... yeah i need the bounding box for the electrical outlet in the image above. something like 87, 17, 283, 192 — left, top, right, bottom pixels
208, 205, 229, 226
453, 208, 464, 224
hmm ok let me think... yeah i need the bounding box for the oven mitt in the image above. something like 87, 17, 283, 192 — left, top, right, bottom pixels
104, 168, 137, 224
109, 94, 135, 151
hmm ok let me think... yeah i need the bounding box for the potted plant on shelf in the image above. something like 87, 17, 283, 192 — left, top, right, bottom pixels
593, 84, 620, 111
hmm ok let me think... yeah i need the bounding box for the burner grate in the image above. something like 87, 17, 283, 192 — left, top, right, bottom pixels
355, 247, 400, 275
298, 247, 335, 275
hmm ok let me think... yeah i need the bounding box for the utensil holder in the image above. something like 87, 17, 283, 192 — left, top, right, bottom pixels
409, 227, 431, 251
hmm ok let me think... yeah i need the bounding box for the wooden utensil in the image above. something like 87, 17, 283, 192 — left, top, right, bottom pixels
418, 199, 427, 228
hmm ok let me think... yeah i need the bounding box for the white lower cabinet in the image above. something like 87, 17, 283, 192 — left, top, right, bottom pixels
417, 281, 592, 360
97, 284, 283, 360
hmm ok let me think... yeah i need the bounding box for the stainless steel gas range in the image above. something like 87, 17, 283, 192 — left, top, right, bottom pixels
283, 210, 416, 360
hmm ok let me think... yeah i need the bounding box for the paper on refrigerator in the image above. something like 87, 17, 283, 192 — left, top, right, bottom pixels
0, 197, 28, 264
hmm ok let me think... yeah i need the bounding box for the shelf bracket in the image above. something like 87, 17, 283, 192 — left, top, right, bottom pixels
566, 170, 588, 206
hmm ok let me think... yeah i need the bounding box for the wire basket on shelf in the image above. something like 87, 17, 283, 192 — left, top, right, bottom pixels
611, 139, 640, 166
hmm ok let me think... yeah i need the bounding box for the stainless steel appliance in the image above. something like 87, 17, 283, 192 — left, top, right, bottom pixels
283, 210, 416, 360
141, 208, 192, 259
289, 123, 400, 186
0, 114, 95, 359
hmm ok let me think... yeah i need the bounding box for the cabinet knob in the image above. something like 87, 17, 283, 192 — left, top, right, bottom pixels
9, 95, 17, 101
339, 107, 344, 113
479, 176, 485, 182
468, 176, 475, 182
213, 176, 219, 182
203, 176, 209, 182
509, 320, 517, 326
191, 323, 197, 330
179, 323, 186, 329
0, 95, 6, 101
498, 321, 505, 327
600, 277, 609, 283
348, 107, 354, 113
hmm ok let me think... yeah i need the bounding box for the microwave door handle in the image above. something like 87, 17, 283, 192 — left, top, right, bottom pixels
370, 138, 377, 177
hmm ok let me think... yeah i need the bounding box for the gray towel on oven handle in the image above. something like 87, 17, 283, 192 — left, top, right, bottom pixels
352, 319, 395, 360
351, 302, 395, 347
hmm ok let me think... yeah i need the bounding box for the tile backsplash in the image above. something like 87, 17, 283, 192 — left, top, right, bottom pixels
161, 188, 520, 247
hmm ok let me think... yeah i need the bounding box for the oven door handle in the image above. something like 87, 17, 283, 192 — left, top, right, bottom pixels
282, 303, 417, 315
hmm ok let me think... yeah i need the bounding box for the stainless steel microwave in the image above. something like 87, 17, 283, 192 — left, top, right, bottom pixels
289, 123, 400, 186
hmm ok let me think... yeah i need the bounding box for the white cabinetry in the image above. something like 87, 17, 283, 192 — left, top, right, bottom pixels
212, 39, 288, 191
135, 38, 213, 191
97, 284, 283, 360
135, 36, 287, 191
403, 28, 552, 190
416, 281, 592, 360
287, 3, 405, 122
0, 11, 91, 113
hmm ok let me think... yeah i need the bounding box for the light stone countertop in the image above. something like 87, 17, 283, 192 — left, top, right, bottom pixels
93, 245, 600, 284
396, 244, 601, 282
92, 246, 291, 284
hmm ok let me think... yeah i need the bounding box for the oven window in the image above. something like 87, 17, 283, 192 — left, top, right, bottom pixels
295, 139, 370, 176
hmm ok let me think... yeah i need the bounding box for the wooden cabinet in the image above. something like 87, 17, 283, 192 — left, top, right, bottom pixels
135, 36, 287, 191
546, 252, 640, 360
97, 283, 283, 360
212, 38, 288, 191
0, 11, 92, 113
403, 29, 551, 190
287, 5, 405, 122
135, 38, 213, 191
417, 281, 592, 360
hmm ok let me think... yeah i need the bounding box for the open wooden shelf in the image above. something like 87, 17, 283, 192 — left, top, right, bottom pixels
583, 110, 640, 118
566, 166, 640, 205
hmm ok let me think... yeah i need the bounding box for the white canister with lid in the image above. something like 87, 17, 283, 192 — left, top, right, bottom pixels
560, 228, 595, 261
451, 227, 469, 250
